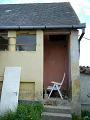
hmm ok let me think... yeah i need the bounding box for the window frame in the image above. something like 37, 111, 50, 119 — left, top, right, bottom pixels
16, 33, 36, 52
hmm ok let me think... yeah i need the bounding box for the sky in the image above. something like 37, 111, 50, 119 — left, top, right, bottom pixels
0, 0, 90, 66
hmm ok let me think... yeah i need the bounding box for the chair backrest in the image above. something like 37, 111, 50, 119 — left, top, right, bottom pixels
60, 73, 65, 85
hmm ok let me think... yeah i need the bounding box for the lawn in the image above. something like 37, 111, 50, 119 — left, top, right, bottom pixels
0, 102, 43, 120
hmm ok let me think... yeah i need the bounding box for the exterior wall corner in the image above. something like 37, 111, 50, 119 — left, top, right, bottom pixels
69, 30, 81, 116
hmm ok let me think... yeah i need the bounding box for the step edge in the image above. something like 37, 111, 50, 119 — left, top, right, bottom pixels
42, 112, 72, 118
44, 105, 71, 110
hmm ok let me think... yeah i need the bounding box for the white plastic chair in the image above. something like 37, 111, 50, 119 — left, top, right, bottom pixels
47, 73, 65, 99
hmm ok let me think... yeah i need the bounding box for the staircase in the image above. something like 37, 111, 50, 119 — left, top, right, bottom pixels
42, 99, 72, 120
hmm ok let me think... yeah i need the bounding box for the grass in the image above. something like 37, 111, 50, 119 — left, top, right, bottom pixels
0, 102, 43, 120
72, 111, 90, 120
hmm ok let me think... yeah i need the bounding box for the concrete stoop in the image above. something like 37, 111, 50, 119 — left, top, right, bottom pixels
42, 105, 72, 120
43, 98, 71, 106
44, 105, 71, 114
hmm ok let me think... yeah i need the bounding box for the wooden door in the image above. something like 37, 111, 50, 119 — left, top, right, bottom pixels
44, 35, 68, 91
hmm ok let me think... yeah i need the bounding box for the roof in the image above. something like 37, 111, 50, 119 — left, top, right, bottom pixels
80, 66, 90, 75
0, 2, 86, 30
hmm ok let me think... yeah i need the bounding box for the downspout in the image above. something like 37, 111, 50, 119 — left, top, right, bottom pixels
78, 28, 85, 42
78, 28, 85, 53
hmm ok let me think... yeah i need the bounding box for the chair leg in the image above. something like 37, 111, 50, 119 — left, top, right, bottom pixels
48, 85, 55, 98
56, 85, 63, 99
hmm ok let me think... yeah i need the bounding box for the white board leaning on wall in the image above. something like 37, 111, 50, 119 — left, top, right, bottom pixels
0, 67, 21, 115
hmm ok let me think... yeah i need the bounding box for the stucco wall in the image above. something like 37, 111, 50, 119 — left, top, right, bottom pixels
0, 30, 43, 100
80, 73, 90, 110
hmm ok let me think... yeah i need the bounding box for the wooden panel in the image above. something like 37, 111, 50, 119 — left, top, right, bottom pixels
19, 82, 35, 100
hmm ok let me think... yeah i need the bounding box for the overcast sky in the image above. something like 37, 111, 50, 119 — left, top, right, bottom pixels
0, 0, 90, 66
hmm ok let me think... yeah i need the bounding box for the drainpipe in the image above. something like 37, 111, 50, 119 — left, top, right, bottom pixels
78, 28, 85, 42
78, 28, 85, 53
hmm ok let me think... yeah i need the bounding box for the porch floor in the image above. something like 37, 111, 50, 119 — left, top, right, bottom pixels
43, 98, 71, 106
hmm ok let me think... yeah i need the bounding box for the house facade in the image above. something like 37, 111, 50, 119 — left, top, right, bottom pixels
0, 2, 86, 115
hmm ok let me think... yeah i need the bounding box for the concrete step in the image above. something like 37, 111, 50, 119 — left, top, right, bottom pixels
44, 105, 71, 114
42, 112, 72, 120
43, 98, 71, 106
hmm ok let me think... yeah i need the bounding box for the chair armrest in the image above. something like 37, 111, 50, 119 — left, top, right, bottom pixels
47, 86, 53, 90
51, 81, 61, 85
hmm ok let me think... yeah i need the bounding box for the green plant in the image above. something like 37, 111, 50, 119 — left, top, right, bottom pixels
0, 102, 43, 120
72, 111, 90, 120
72, 113, 81, 120
81, 111, 90, 120
0, 111, 16, 120
81, 111, 90, 118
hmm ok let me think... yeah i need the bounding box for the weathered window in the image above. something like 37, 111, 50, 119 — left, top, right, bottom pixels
0, 31, 8, 51
16, 34, 36, 51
